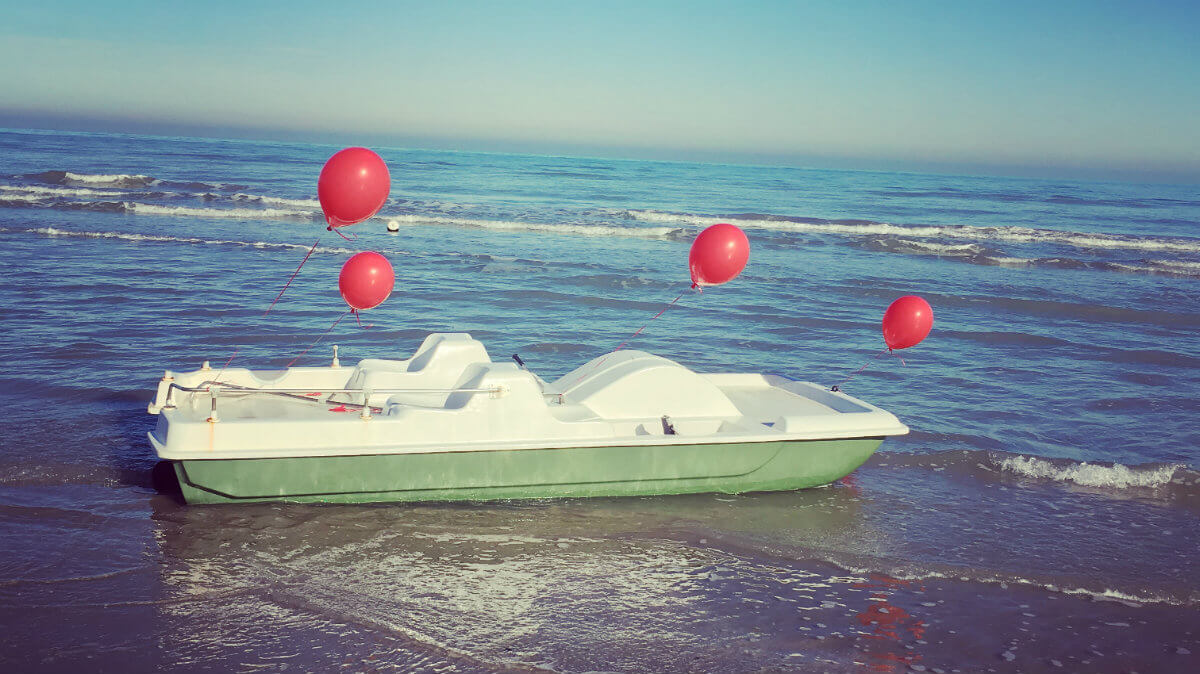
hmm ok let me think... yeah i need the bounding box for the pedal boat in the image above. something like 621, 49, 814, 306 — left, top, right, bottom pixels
147, 333, 908, 504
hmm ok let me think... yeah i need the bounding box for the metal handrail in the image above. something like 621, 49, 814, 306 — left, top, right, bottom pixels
170, 383, 504, 396
154, 380, 510, 421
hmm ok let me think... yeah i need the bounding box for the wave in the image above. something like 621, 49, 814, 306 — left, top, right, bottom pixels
1098, 259, 1200, 278
0, 184, 128, 198
818, 558, 1195, 607
231, 193, 322, 208
0, 198, 129, 213
3, 226, 357, 255
858, 237, 996, 258
0, 197, 322, 220
866, 187, 1200, 210
855, 238, 1200, 278
997, 454, 1183, 489
871, 189, 1141, 208
21, 170, 157, 188
0, 194, 46, 204
528, 169, 616, 180
873, 449, 1199, 501
0, 179, 323, 220
390, 214, 687, 240
625, 209, 1200, 254
0, 227, 587, 267
156, 179, 247, 191
122, 202, 322, 220
19, 170, 246, 192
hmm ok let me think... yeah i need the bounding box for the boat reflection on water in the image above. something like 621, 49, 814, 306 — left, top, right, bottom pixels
148, 469, 895, 672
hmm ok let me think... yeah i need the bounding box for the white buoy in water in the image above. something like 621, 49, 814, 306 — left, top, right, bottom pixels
386, 220, 400, 233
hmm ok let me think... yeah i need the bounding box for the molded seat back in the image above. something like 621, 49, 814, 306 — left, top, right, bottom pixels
547, 350, 740, 420
339, 333, 492, 406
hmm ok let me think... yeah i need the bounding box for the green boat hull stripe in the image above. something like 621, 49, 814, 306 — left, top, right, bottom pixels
171, 437, 882, 504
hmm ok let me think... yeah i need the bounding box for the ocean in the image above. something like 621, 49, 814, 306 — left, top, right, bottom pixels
0, 127, 1197, 673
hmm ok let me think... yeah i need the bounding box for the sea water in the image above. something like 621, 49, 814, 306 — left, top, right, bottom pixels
0, 127, 1197, 673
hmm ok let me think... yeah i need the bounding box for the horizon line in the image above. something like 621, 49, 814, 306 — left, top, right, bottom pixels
2, 110, 1197, 187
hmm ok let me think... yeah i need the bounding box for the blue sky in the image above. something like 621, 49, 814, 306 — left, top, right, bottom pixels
1, 0, 1198, 181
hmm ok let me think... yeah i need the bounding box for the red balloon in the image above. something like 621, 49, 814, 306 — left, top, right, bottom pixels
882, 296, 934, 350
339, 252, 394, 311
318, 147, 390, 228
689, 223, 750, 287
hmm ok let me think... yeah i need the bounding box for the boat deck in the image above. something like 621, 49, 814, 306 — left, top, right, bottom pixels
148, 334, 907, 461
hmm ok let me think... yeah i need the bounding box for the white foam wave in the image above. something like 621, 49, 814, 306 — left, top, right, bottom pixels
627, 210, 700, 225
124, 203, 319, 220
890, 249, 1198, 277
907, 240, 983, 254
1148, 259, 1200, 272
982, 256, 1035, 266
1087, 260, 1200, 278
884, 239, 985, 256
826, 561, 1189, 607
391, 214, 680, 239
999, 455, 1181, 489
231, 192, 322, 208
1105, 262, 1153, 274
0, 193, 46, 203
63, 171, 156, 186
23, 226, 356, 254
1057, 586, 1167, 605
626, 210, 1200, 254
0, 185, 127, 198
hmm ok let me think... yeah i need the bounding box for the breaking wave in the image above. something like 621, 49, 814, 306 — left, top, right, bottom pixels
997, 455, 1185, 489
22, 170, 157, 188
855, 237, 1200, 278
0, 184, 128, 198
390, 214, 687, 239
231, 193, 322, 208
1111, 259, 1200, 278
0, 198, 321, 220
859, 237, 996, 258
872, 449, 1199, 497
819, 558, 1196, 607
626, 209, 1200, 254
0, 194, 45, 205
19, 170, 246, 191
122, 203, 322, 220
5, 226, 357, 255
0, 179, 322, 220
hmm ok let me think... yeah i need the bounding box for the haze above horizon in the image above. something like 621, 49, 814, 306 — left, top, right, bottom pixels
2, 1, 1198, 183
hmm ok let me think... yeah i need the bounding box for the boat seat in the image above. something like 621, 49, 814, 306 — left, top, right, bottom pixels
338, 333, 492, 406
546, 350, 740, 420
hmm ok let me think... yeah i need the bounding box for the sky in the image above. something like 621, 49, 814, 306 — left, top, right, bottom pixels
1, 0, 1198, 182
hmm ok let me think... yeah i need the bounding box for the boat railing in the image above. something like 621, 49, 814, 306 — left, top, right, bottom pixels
151, 380, 510, 421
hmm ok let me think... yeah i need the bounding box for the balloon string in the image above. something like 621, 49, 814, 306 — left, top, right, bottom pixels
612, 287, 688, 353
830, 348, 890, 392
224, 231, 321, 375
328, 225, 357, 242
265, 236, 321, 316
351, 309, 373, 330
209, 346, 240, 387
286, 311, 349, 368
